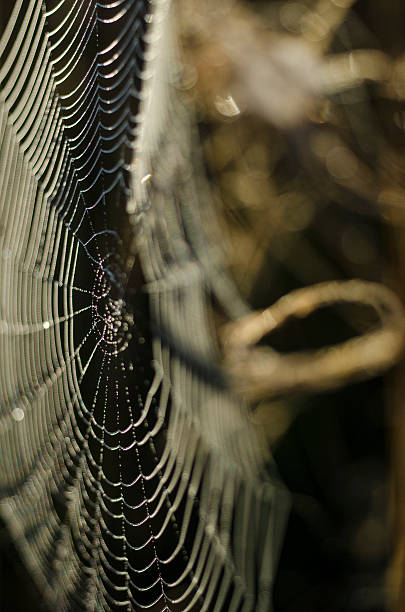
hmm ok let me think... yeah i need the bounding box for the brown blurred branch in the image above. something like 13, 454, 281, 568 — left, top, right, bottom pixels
222, 280, 405, 401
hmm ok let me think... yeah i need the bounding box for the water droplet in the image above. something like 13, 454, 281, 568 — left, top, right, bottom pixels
12, 407, 25, 422
141, 173, 152, 185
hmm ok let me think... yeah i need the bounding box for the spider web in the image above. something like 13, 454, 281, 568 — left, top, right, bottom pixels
0, 0, 288, 610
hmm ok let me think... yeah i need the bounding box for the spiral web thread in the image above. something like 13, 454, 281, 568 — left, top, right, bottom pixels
0, 1, 288, 610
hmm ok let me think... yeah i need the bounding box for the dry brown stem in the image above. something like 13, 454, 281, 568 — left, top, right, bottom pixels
223, 280, 405, 401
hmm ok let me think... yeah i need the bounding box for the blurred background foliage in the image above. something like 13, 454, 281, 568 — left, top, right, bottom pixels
2, 0, 405, 610
177, 1, 405, 610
